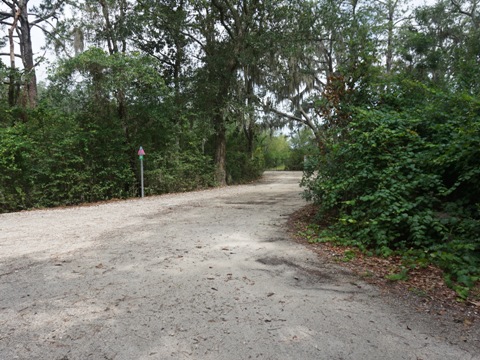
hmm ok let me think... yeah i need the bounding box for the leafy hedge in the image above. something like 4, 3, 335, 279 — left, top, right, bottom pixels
145, 150, 215, 194
0, 108, 136, 212
226, 130, 265, 184
0, 106, 265, 212
302, 88, 480, 297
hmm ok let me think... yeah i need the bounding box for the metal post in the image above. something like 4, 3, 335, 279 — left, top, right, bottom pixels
138, 146, 146, 198
140, 157, 144, 198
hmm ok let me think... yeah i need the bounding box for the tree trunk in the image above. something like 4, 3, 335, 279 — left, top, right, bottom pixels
386, 3, 394, 74
18, 0, 37, 108
22, 33, 38, 108
214, 118, 227, 186
8, 7, 20, 107
173, 2, 185, 157
244, 71, 256, 158
5, 0, 37, 108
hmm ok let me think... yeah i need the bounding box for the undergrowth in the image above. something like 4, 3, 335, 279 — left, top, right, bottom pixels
301, 93, 480, 300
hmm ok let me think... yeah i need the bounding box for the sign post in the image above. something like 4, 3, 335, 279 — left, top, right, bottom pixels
138, 146, 146, 198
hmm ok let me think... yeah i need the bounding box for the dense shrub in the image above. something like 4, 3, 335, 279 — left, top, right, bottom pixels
226, 131, 265, 184
144, 150, 215, 194
0, 107, 136, 212
302, 89, 480, 296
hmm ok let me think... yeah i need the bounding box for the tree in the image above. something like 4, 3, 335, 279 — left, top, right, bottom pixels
259, 0, 381, 150
376, 0, 410, 74
298, 0, 480, 298
263, 133, 290, 170
79, 0, 132, 54
398, 0, 480, 93
0, 0, 67, 108
187, 0, 273, 185
132, 0, 194, 154
285, 127, 317, 170
46, 48, 169, 197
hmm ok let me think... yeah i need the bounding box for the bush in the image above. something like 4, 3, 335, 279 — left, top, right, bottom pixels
302, 90, 480, 297
226, 131, 265, 184
145, 150, 215, 194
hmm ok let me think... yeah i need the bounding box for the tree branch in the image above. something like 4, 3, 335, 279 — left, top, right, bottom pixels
451, 0, 472, 18
31, 0, 66, 26
145, 52, 176, 68
35, 17, 56, 31
298, 106, 317, 132
0, 0, 14, 7
179, 30, 205, 51
452, 0, 479, 28
211, 0, 235, 40
32, 50, 47, 69
0, 52, 22, 58
34, 24, 72, 59
262, 101, 305, 124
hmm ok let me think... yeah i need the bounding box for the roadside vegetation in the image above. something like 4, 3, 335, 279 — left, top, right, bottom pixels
301, 86, 480, 300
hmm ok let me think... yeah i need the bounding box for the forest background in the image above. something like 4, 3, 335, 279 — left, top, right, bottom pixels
1, 0, 479, 298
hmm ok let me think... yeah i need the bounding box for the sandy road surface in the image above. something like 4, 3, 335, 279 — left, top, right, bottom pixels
0, 171, 478, 360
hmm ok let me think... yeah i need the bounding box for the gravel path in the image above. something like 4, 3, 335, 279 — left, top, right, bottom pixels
0, 171, 478, 359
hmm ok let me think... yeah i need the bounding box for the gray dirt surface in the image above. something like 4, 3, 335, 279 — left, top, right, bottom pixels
0, 171, 478, 360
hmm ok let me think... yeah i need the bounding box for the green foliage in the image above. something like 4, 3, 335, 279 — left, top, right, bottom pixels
0, 104, 137, 212
297, 224, 321, 243
285, 128, 318, 171
0, 123, 34, 211
341, 249, 356, 263
397, 1, 480, 94
1, 48, 217, 211
385, 268, 409, 282
145, 150, 214, 194
302, 86, 480, 297
262, 133, 290, 170
226, 129, 265, 184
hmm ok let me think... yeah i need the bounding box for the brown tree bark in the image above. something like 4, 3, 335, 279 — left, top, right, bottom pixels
214, 120, 227, 185
7, 6, 21, 107
2, 0, 65, 108
19, 6, 38, 108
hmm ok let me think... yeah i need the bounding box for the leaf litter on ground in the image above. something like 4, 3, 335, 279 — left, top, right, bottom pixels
287, 204, 480, 326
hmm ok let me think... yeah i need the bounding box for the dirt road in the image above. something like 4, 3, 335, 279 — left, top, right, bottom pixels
0, 172, 478, 359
